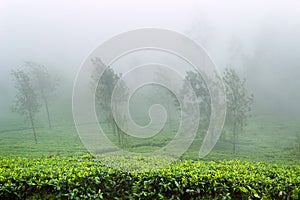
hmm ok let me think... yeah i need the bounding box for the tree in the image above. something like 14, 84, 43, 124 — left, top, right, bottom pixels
223, 68, 253, 156
185, 71, 211, 130
25, 62, 58, 129
11, 69, 40, 144
91, 58, 128, 146
181, 68, 253, 156
154, 68, 179, 130
179, 71, 211, 136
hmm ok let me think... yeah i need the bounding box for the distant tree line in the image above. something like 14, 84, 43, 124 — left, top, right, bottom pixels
91, 58, 254, 155
11, 57, 253, 153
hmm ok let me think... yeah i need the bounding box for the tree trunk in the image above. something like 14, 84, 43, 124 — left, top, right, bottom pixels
42, 92, 52, 129
45, 98, 52, 129
232, 135, 236, 156
116, 125, 123, 147
111, 119, 120, 145
167, 98, 172, 130
29, 110, 37, 144
232, 112, 237, 156
114, 120, 124, 147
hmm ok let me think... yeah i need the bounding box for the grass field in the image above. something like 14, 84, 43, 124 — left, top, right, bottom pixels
0, 113, 299, 165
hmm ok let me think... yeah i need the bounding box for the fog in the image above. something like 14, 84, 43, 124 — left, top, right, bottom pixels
1, 0, 300, 118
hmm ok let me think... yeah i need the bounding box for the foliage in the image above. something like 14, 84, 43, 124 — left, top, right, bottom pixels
180, 68, 253, 156
11, 69, 40, 144
91, 58, 128, 146
181, 71, 211, 134
25, 61, 59, 129
223, 68, 254, 155
0, 155, 299, 199
154, 68, 180, 129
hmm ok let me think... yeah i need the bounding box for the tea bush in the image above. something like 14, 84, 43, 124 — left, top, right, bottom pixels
0, 155, 299, 199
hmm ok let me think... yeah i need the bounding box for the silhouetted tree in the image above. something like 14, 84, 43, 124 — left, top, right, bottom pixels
25, 62, 58, 129
223, 68, 253, 156
180, 68, 253, 156
11, 69, 40, 144
179, 71, 211, 136
91, 58, 128, 146
154, 68, 179, 130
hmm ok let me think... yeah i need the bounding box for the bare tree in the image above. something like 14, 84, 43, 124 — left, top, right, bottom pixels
11, 69, 40, 144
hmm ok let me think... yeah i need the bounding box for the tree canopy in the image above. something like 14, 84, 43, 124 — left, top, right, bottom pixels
11, 69, 40, 143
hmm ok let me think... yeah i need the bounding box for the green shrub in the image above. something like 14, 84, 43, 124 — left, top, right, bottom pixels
0, 155, 299, 199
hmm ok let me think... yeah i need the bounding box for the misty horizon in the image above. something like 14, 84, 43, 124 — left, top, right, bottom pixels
1, 0, 300, 117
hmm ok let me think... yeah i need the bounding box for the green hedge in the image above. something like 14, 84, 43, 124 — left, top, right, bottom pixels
0, 155, 299, 199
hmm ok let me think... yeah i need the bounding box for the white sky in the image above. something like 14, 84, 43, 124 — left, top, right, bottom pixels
1, 0, 300, 113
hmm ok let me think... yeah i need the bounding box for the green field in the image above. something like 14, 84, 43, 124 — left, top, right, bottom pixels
0, 114, 299, 163
1, 114, 300, 199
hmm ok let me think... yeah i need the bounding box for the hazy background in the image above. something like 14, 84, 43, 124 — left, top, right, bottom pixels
1, 0, 300, 123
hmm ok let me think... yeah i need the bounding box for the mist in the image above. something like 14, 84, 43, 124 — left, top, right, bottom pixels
1, 0, 299, 118
1, 2, 300, 198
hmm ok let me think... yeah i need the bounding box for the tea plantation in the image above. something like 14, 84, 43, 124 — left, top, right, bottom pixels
0, 155, 300, 199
